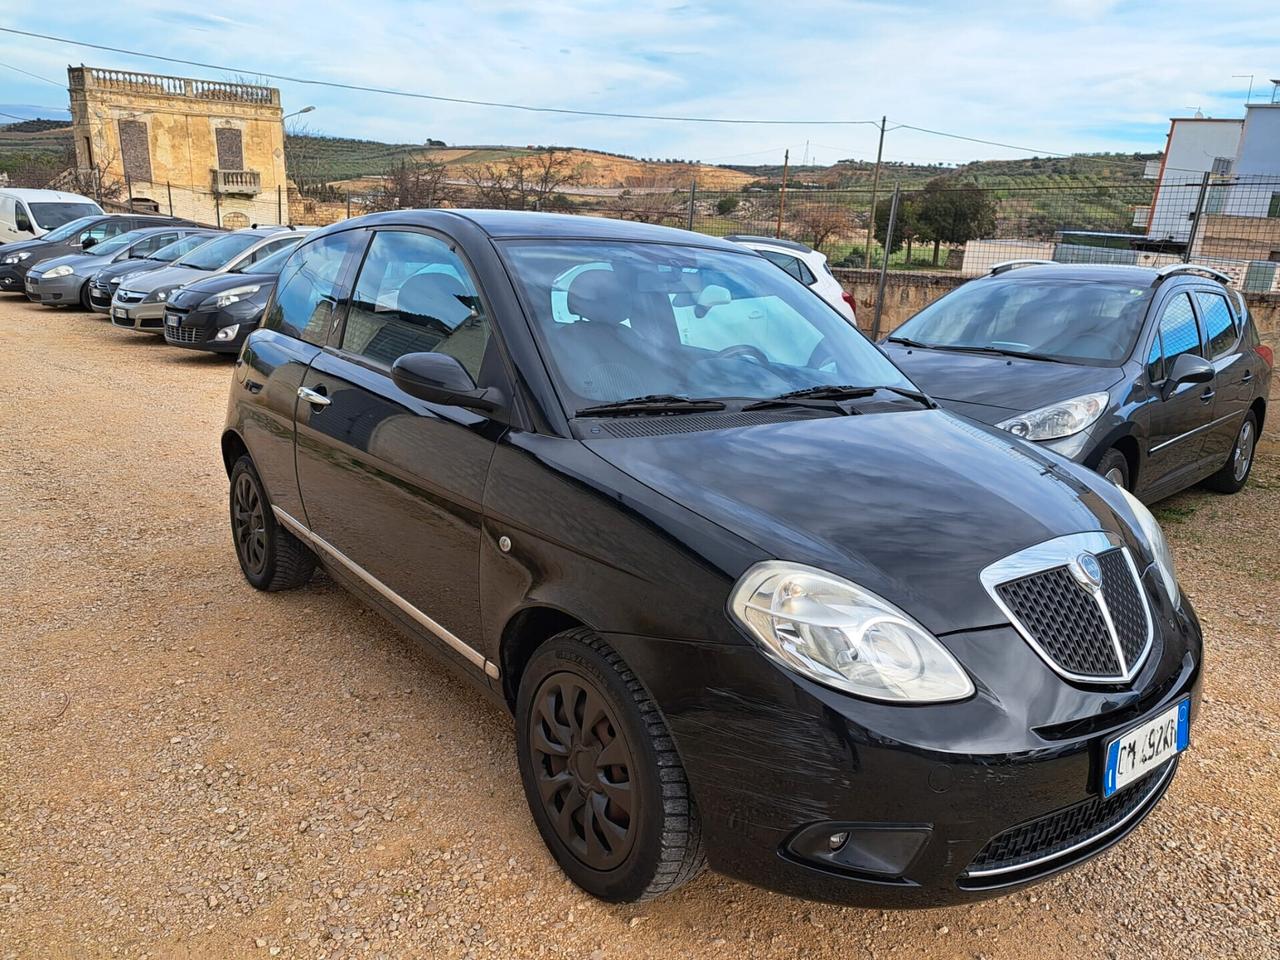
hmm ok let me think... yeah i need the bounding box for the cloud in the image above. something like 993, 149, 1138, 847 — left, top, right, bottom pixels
1, 0, 1274, 163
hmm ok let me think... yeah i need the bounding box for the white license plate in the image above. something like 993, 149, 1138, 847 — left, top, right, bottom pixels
112, 308, 126, 321
166, 312, 180, 327
1103, 697, 1190, 798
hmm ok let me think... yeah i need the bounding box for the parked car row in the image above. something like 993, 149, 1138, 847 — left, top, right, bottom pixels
3, 202, 310, 354
216, 209, 1269, 909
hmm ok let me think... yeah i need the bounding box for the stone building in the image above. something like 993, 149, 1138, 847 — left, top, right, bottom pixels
68, 66, 288, 227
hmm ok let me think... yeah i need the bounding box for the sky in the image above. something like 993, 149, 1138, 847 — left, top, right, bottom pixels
1, 0, 1277, 167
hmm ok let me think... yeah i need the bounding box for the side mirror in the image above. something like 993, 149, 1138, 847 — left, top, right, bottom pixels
14, 214, 33, 233
81, 236, 98, 250
1161, 353, 1213, 400
391, 352, 501, 413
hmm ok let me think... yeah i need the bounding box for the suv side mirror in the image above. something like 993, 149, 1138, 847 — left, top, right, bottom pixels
391, 351, 501, 413
1161, 353, 1214, 400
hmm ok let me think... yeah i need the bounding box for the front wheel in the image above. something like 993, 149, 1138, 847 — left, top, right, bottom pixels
1096, 447, 1131, 489
229, 456, 317, 590
516, 629, 705, 902
79, 281, 92, 310
1202, 412, 1258, 494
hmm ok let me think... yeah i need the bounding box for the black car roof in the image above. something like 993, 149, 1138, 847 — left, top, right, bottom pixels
327, 209, 749, 251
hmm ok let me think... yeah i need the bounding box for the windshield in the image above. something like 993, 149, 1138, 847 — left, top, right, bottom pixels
148, 233, 216, 262
28, 202, 101, 231
90, 231, 146, 258
173, 233, 261, 271
231, 241, 299, 275
502, 240, 913, 409
892, 278, 1153, 365
38, 215, 101, 243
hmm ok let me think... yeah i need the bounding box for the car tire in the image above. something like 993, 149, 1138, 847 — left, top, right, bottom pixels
1097, 448, 1131, 489
1202, 411, 1258, 494
516, 628, 706, 902
79, 282, 92, 310
229, 455, 317, 590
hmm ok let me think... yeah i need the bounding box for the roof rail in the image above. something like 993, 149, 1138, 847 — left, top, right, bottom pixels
1153, 263, 1232, 286
989, 259, 1057, 276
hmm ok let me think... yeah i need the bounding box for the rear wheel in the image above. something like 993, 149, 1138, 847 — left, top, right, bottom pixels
516, 629, 705, 902
1097, 447, 1130, 489
1202, 412, 1258, 494
229, 455, 317, 590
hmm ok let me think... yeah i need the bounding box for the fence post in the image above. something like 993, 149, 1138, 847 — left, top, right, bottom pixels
1184, 171, 1211, 263
166, 181, 173, 216
346, 191, 352, 220
126, 174, 134, 213
864, 115, 887, 265
871, 183, 900, 341
214, 192, 221, 228
687, 179, 697, 231
776, 149, 789, 238
277, 184, 283, 224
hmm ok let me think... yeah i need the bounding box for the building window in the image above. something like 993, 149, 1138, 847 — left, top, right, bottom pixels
1268, 193, 1280, 218
117, 119, 152, 182
215, 127, 245, 171
1210, 157, 1233, 176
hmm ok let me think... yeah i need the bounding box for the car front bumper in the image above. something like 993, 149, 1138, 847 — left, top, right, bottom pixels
162, 302, 259, 354
109, 299, 167, 331
88, 279, 116, 313
0, 265, 25, 292
607, 589, 1202, 907
24, 273, 84, 306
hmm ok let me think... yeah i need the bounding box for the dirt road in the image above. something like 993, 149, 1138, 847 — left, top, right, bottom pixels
1, 298, 1276, 960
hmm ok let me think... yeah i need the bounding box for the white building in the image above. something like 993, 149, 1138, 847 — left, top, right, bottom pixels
1143, 117, 1243, 242
1219, 102, 1280, 218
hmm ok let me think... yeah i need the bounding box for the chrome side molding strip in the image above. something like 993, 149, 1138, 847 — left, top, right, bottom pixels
271, 506, 500, 680
1148, 410, 1243, 455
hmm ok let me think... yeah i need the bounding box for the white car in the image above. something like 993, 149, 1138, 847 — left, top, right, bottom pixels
726, 234, 856, 323
0, 188, 102, 244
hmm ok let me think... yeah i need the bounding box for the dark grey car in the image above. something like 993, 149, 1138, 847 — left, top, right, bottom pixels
881, 262, 1272, 502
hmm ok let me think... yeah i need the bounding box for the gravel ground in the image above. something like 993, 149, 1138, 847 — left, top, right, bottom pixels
0, 297, 1276, 960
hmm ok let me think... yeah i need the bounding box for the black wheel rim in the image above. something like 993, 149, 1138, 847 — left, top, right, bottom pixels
232, 473, 268, 576
529, 672, 637, 870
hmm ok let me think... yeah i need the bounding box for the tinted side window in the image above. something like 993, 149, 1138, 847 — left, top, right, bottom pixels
263, 231, 364, 345
1195, 291, 1237, 358
342, 230, 490, 380
758, 250, 816, 285
1154, 293, 1201, 377
133, 232, 177, 257
1146, 331, 1164, 382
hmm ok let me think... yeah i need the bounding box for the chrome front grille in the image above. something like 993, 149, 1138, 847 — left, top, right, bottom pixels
166, 323, 204, 343
115, 290, 145, 304
981, 532, 1154, 684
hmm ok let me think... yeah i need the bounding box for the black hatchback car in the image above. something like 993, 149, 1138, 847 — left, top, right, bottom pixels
163, 243, 299, 354
222, 212, 1201, 907
881, 262, 1272, 501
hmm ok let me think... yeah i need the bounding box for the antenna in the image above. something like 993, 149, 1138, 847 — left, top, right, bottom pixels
1232, 74, 1255, 103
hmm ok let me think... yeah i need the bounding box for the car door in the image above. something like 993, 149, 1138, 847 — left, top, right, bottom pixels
1139, 290, 1212, 493
294, 226, 506, 679
1192, 287, 1253, 468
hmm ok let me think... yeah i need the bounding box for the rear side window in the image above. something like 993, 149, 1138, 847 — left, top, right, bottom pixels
758, 249, 816, 285
1148, 293, 1201, 381
264, 231, 365, 345
1194, 291, 1237, 358
342, 230, 490, 379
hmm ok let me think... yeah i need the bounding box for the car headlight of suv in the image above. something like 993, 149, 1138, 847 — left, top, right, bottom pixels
729, 562, 974, 703
43, 265, 74, 279
210, 285, 260, 309
1115, 486, 1180, 607
3, 251, 31, 264
997, 392, 1109, 441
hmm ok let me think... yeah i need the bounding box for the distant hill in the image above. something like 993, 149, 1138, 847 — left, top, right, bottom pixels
0, 118, 72, 134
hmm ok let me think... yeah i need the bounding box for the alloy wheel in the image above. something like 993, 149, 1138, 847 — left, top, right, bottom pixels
529, 671, 637, 870
232, 473, 268, 576
1104, 466, 1126, 486
1233, 420, 1255, 482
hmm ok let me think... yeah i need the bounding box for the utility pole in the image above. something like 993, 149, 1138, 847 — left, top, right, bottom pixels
687, 178, 697, 231
776, 149, 789, 239
872, 183, 901, 340
864, 115, 886, 265
166, 181, 173, 216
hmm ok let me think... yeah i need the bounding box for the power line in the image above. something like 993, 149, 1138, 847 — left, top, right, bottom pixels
0, 59, 64, 87
0, 26, 882, 127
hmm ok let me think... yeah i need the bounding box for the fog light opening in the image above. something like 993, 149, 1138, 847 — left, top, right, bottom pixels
828, 831, 849, 852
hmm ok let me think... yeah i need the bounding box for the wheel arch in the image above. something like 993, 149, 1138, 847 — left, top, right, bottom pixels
1249, 397, 1265, 436
220, 429, 249, 477
498, 604, 590, 709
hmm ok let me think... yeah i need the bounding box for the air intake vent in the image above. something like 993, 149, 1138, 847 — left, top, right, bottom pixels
595, 410, 809, 438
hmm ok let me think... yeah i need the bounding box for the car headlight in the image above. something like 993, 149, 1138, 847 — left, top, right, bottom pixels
213, 324, 241, 342
1115, 486, 1180, 607
147, 289, 169, 303
997, 392, 1109, 441
210, 285, 260, 309
3, 251, 30, 264
44, 265, 74, 279
729, 561, 974, 703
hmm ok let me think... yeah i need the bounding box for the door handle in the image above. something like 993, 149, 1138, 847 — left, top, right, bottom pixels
1241, 371, 1254, 384
1199, 389, 1215, 403
297, 385, 331, 407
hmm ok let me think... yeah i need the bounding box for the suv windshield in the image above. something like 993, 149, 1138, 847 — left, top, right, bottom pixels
149, 234, 215, 262
502, 240, 913, 409
29, 202, 101, 231
173, 233, 263, 271
231, 241, 299, 275
38, 215, 101, 244
892, 278, 1154, 365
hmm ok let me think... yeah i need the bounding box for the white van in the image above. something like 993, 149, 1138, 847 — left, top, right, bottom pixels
0, 188, 103, 245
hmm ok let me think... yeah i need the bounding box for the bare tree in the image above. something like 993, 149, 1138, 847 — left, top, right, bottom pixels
364, 159, 450, 212
608, 189, 684, 225
789, 205, 854, 251
462, 148, 583, 210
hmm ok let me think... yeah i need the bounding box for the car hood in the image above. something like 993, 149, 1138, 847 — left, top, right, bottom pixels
97, 258, 165, 282
881, 344, 1124, 423
121, 265, 208, 294
584, 409, 1139, 635
31, 251, 109, 275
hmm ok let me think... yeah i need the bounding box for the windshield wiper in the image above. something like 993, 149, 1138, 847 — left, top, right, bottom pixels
885, 335, 933, 348
576, 394, 727, 418
744, 384, 935, 412
932, 344, 1062, 363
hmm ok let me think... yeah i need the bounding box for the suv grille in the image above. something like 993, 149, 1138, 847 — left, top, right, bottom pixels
987, 542, 1153, 684
963, 761, 1173, 883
